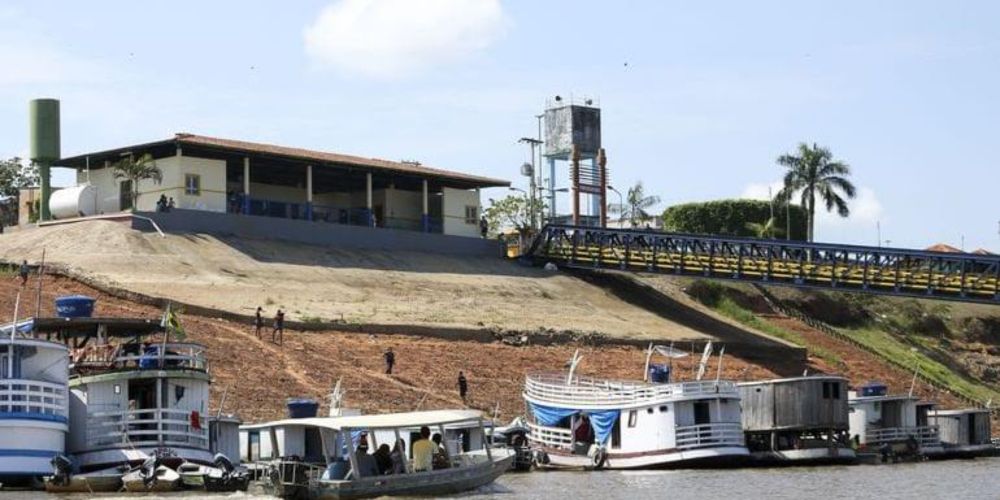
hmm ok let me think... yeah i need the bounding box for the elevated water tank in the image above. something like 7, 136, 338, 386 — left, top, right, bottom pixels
55, 295, 95, 318
49, 185, 98, 220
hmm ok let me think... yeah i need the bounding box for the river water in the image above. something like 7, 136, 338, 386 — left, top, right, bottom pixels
2, 459, 999, 499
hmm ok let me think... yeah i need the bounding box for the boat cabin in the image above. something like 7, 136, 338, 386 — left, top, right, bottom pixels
0, 321, 70, 480
30, 314, 214, 471
738, 376, 855, 464
847, 383, 942, 457
928, 409, 993, 457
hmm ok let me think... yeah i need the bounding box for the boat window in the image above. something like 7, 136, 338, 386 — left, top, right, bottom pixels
694, 402, 710, 425
646, 407, 654, 414
822, 382, 830, 399
659, 405, 668, 413
832, 382, 841, 399
628, 410, 637, 428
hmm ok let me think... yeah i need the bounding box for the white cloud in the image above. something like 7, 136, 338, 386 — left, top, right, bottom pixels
303, 0, 507, 79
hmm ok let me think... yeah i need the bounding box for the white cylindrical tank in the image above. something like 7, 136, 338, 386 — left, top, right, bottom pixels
49, 184, 98, 219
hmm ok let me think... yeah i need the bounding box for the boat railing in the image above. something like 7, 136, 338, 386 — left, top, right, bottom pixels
0, 379, 68, 420
85, 408, 209, 449
524, 373, 738, 407
71, 342, 208, 373
525, 421, 574, 450
675, 422, 745, 450
865, 425, 940, 447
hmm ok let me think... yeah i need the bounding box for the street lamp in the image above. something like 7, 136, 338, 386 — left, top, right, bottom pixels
607, 185, 624, 228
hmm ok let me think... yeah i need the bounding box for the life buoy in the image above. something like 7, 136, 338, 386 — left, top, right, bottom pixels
591, 448, 608, 469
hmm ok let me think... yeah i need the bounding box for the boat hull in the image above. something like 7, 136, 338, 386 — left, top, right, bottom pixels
75, 446, 214, 473
122, 465, 182, 493
0, 418, 67, 478
309, 455, 513, 500
749, 447, 857, 466
44, 472, 122, 493
536, 446, 750, 470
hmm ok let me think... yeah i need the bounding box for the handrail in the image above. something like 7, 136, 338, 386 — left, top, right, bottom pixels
84, 408, 209, 448
71, 342, 208, 373
525, 373, 738, 407
865, 425, 940, 446
674, 422, 745, 450
0, 379, 68, 418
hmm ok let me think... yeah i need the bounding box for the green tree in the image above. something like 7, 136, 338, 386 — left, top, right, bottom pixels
611, 181, 661, 226
745, 216, 784, 239
483, 194, 545, 238
112, 153, 162, 209
0, 157, 39, 197
775, 143, 856, 242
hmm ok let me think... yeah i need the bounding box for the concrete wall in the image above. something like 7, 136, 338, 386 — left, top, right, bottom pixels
134, 209, 503, 258
442, 187, 480, 237
76, 155, 227, 213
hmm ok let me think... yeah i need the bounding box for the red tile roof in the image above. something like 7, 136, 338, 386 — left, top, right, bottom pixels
925, 243, 961, 253
174, 133, 508, 187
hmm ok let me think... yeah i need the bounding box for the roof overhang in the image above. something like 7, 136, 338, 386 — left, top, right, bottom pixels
240, 409, 484, 431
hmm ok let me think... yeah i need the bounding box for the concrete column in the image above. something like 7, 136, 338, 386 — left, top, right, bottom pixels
422, 179, 429, 232
305, 165, 313, 221
365, 172, 374, 227
242, 157, 251, 214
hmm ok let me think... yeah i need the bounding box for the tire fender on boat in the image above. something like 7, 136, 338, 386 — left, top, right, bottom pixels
591, 448, 608, 470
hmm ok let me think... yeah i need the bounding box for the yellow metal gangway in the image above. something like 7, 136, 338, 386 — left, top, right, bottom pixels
525, 225, 1000, 305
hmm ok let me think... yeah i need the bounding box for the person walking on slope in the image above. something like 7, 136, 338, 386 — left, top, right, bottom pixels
458, 371, 468, 403
254, 306, 264, 339
18, 260, 29, 286
272, 309, 284, 345
384, 348, 395, 375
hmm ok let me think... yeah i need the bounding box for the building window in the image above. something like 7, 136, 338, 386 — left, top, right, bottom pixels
185, 174, 201, 196
464, 206, 478, 224
628, 410, 637, 428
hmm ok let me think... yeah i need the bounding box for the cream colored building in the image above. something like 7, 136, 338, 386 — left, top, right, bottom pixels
58, 133, 507, 238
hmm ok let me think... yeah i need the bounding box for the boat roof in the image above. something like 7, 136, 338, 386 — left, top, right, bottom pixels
241, 409, 483, 431
737, 375, 848, 387
27, 317, 164, 337
848, 394, 921, 404
930, 408, 987, 416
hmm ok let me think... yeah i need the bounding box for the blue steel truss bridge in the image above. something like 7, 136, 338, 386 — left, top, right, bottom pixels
525, 225, 1000, 305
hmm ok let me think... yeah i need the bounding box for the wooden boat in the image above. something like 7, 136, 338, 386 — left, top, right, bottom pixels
122, 464, 182, 492
43, 469, 123, 493
244, 409, 513, 499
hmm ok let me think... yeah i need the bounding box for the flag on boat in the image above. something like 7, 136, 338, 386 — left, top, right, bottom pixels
160, 304, 186, 340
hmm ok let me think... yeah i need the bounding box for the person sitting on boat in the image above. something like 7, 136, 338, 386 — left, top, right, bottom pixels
373, 444, 393, 475
390, 439, 406, 474
353, 442, 379, 478
412, 426, 435, 472
431, 433, 449, 469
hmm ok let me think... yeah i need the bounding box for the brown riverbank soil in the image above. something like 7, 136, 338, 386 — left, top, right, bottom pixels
0, 273, 969, 424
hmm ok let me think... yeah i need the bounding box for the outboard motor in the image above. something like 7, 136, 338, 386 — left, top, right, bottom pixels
213, 453, 235, 473
139, 455, 159, 488
50, 454, 74, 486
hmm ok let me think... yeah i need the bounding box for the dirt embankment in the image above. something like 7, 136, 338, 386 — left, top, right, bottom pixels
0, 221, 713, 343
2, 274, 795, 423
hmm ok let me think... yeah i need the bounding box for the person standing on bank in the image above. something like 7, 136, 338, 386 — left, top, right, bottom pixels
272, 309, 285, 345
18, 259, 29, 286
254, 306, 264, 339
458, 371, 468, 403
479, 216, 488, 238
384, 348, 395, 375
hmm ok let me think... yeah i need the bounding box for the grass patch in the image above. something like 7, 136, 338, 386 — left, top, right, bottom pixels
843, 326, 1000, 404
711, 296, 843, 368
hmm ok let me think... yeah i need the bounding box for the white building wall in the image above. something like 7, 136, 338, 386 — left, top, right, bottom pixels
441, 187, 480, 237
75, 155, 226, 213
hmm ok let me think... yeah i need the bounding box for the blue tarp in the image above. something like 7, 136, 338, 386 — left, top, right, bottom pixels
528, 402, 620, 445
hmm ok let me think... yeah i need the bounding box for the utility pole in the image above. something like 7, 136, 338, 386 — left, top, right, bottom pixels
518, 137, 543, 231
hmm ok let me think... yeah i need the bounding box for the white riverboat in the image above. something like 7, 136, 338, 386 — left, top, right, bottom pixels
848, 382, 943, 461
0, 321, 69, 486
523, 345, 749, 469
242, 410, 512, 499
28, 314, 215, 474
928, 408, 995, 459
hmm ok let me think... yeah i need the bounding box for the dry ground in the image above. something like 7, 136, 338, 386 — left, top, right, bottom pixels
0, 221, 711, 341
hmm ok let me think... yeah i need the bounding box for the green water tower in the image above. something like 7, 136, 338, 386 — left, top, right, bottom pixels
29, 98, 60, 222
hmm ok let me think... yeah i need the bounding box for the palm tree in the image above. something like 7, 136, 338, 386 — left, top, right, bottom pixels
746, 217, 784, 239
610, 181, 661, 227
112, 153, 162, 210
775, 143, 856, 242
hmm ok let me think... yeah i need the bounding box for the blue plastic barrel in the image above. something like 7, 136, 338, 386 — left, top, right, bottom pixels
54, 295, 96, 318
648, 364, 671, 384
287, 398, 319, 419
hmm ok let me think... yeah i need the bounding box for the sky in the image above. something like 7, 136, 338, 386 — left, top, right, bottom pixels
0, 0, 998, 251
